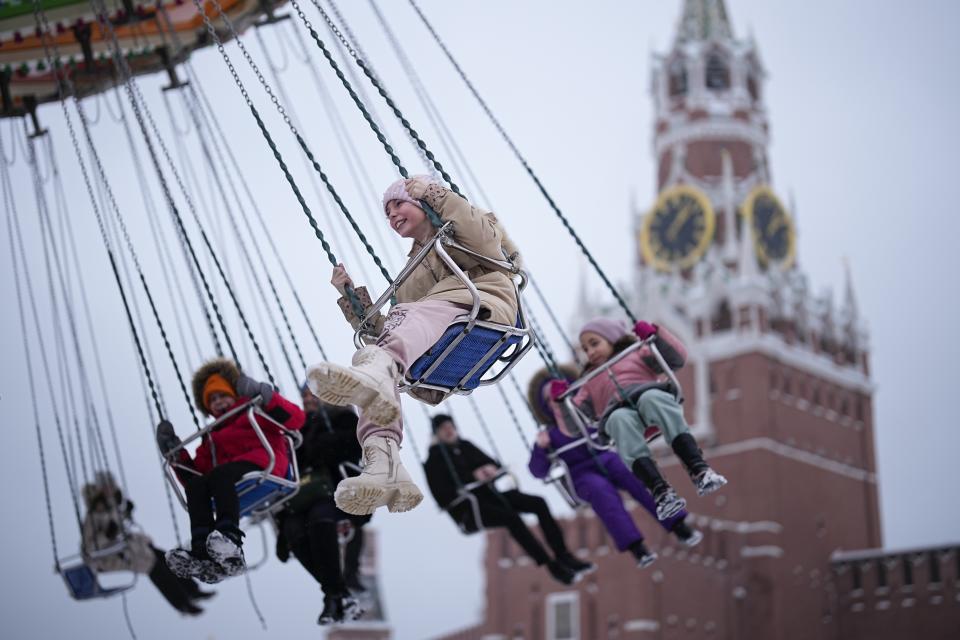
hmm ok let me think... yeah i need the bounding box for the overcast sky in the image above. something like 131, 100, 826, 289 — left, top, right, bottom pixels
1, 1, 958, 638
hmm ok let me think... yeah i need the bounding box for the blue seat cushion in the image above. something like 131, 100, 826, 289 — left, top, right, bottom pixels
62, 564, 125, 600
235, 464, 296, 518
408, 321, 523, 390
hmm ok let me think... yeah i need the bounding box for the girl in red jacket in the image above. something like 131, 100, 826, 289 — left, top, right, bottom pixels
559, 318, 727, 522
157, 359, 305, 583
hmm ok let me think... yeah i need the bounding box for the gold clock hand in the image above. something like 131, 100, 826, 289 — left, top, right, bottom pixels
764, 215, 786, 237
666, 203, 694, 241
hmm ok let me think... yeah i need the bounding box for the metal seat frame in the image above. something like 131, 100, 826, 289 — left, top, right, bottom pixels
58, 542, 137, 600
445, 468, 512, 535
162, 396, 304, 521
558, 336, 684, 452
353, 222, 533, 403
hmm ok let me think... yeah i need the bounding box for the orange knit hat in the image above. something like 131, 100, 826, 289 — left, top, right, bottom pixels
202, 373, 236, 410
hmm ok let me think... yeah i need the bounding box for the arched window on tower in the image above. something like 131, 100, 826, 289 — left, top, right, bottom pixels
706, 51, 731, 90
668, 57, 688, 97
711, 299, 733, 332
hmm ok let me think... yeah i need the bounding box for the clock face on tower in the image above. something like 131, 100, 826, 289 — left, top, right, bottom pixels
640, 184, 715, 271
742, 186, 796, 269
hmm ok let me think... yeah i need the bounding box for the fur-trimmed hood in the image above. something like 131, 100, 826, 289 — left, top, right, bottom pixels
191, 358, 241, 415
526, 363, 580, 426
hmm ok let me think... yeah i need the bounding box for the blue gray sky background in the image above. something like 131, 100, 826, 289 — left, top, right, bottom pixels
1, 1, 958, 638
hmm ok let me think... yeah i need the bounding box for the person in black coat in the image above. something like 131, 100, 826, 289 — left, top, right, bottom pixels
423, 414, 593, 585
274, 386, 371, 625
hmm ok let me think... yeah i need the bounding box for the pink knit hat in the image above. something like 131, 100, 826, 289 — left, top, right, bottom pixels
382, 178, 421, 214
579, 317, 628, 345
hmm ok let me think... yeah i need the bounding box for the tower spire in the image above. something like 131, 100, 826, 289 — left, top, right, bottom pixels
841, 257, 859, 322
675, 0, 734, 45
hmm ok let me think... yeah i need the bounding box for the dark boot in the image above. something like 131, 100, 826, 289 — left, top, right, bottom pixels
632, 457, 686, 520
318, 593, 363, 625
671, 433, 727, 496
670, 433, 709, 476
555, 551, 596, 579
628, 540, 658, 568
672, 519, 704, 547
546, 560, 578, 585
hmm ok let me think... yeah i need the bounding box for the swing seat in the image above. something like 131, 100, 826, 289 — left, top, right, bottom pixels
407, 317, 525, 392
59, 558, 134, 600
644, 425, 662, 443
236, 463, 298, 519
355, 223, 532, 402
164, 397, 303, 520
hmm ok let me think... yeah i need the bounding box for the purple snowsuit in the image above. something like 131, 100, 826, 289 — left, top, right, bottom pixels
528, 426, 686, 551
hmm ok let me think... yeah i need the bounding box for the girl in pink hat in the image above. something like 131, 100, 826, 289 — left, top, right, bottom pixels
554, 317, 727, 520
306, 176, 521, 517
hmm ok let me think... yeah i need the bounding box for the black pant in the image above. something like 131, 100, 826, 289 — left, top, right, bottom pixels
283, 500, 346, 597
470, 489, 570, 565
185, 461, 260, 544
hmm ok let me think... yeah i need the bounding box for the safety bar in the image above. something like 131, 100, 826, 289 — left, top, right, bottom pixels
558, 334, 683, 451
351, 222, 533, 401
446, 468, 510, 532
162, 397, 301, 511
559, 336, 683, 403
543, 459, 584, 510
243, 519, 272, 571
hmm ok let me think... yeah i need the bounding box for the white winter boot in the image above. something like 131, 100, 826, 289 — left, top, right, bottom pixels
334, 435, 423, 515
306, 346, 401, 427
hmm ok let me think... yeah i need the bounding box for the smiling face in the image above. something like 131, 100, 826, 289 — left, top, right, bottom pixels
580, 331, 615, 367
207, 391, 235, 417
385, 199, 431, 241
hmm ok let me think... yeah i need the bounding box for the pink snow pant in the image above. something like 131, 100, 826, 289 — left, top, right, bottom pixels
356, 300, 468, 444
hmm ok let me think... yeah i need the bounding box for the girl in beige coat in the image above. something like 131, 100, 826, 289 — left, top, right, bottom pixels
307, 176, 522, 516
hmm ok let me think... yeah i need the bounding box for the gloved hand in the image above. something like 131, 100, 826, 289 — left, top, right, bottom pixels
633, 321, 659, 341
403, 175, 435, 200
156, 420, 181, 456
236, 373, 275, 405
548, 379, 570, 401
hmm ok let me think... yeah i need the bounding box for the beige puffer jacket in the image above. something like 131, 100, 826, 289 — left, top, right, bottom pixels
338, 179, 522, 333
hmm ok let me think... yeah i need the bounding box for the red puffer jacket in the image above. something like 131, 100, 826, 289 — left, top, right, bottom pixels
178, 393, 305, 479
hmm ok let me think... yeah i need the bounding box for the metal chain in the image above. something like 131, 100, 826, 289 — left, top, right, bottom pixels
92, 0, 275, 384
307, 0, 461, 195
329, 0, 438, 178
199, 0, 395, 290
32, 134, 120, 487
3, 138, 64, 564
7, 137, 92, 521
178, 61, 331, 360
185, 0, 367, 320
407, 0, 636, 323
31, 1, 180, 427
48, 134, 132, 488
112, 88, 209, 363
178, 87, 309, 374
257, 23, 400, 275
465, 395, 504, 463
494, 384, 531, 449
